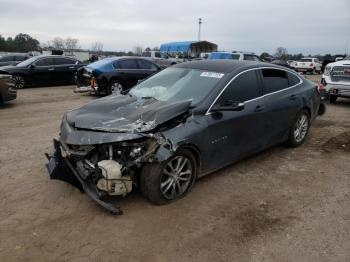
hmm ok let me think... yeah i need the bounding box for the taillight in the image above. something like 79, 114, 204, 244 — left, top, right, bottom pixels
90, 78, 96, 87
310, 63, 314, 67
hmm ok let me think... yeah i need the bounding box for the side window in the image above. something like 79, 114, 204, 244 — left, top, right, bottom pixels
155, 52, 161, 58
262, 69, 289, 94
35, 58, 54, 66
218, 70, 260, 104
287, 72, 301, 87
15, 55, 25, 61
117, 59, 138, 69
53, 58, 75, 65
137, 59, 158, 70
232, 54, 240, 60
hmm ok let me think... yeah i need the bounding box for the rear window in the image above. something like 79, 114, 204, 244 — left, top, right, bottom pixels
262, 69, 289, 94
287, 72, 301, 87
300, 58, 312, 62
142, 52, 151, 57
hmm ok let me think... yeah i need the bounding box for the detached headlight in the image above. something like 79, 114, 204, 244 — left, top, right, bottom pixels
324, 66, 332, 76
0, 74, 11, 79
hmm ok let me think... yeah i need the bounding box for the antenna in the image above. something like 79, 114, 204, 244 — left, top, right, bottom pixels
198, 18, 202, 41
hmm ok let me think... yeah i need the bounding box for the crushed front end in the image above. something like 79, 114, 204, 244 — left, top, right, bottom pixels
46, 133, 161, 215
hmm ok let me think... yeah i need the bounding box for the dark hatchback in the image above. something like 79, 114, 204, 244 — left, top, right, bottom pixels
76, 57, 161, 95
0, 55, 83, 88
47, 60, 324, 214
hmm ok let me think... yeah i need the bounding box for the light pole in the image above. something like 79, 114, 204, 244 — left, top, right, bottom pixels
198, 18, 202, 41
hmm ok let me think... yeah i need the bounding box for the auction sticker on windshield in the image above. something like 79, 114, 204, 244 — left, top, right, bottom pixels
200, 72, 225, 79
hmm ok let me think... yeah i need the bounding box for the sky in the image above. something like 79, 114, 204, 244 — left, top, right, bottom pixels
0, 0, 349, 55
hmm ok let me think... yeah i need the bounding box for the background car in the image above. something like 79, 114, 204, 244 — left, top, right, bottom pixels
270, 59, 291, 68
0, 53, 30, 67
76, 57, 161, 95
322, 55, 350, 103
294, 57, 322, 74
0, 55, 84, 88
141, 50, 177, 68
47, 60, 323, 214
208, 51, 262, 61
0, 74, 16, 103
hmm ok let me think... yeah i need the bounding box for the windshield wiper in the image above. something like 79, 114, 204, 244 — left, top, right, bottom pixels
141, 96, 158, 101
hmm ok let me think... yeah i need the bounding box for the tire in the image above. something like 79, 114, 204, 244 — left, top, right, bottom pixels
329, 95, 337, 103
71, 72, 78, 84
286, 109, 310, 147
107, 80, 124, 95
140, 149, 197, 205
13, 75, 25, 89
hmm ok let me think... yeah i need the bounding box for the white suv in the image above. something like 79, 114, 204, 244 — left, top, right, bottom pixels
322, 55, 350, 103
295, 58, 322, 74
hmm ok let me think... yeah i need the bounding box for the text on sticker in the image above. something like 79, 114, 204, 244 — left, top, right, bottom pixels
200, 72, 224, 79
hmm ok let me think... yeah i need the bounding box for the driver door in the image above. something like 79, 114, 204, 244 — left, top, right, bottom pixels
205, 69, 268, 171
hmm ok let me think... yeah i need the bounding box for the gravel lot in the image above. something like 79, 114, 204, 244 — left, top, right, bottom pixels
0, 76, 349, 262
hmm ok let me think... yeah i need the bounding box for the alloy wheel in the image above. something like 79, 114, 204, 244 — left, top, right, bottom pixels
294, 114, 309, 143
160, 156, 193, 200
111, 82, 123, 94
13, 76, 25, 89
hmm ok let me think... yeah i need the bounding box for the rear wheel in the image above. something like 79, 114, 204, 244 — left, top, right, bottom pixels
286, 110, 310, 147
107, 80, 124, 95
329, 95, 337, 103
13, 75, 25, 89
140, 149, 197, 204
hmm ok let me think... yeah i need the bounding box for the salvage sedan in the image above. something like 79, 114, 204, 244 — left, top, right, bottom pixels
46, 60, 324, 214
76, 57, 161, 95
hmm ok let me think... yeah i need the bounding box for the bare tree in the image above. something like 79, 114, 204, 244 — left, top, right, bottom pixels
65, 37, 79, 53
133, 45, 143, 56
274, 47, 288, 59
51, 37, 65, 50
91, 41, 104, 54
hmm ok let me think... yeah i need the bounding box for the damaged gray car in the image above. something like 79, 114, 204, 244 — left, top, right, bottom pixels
46, 60, 325, 214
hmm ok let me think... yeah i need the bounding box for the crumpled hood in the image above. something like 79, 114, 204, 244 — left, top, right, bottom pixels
66, 94, 192, 133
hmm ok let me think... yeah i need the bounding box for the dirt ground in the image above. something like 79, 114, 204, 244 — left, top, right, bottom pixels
0, 76, 349, 262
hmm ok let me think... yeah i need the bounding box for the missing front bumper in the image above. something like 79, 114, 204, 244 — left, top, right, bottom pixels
45, 139, 123, 215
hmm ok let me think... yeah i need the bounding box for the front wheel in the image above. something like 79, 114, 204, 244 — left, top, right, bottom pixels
140, 149, 197, 204
13, 75, 25, 89
286, 110, 310, 147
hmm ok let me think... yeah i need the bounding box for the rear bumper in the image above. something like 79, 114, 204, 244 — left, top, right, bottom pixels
46, 139, 123, 215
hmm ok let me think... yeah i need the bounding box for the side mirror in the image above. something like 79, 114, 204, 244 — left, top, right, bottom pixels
29, 64, 36, 69
211, 101, 245, 112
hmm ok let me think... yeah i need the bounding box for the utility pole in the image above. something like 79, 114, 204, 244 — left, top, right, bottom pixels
198, 18, 202, 41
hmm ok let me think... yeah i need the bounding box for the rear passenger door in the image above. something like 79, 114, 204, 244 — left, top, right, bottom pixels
259, 68, 302, 146
52, 57, 78, 83
136, 59, 160, 79
115, 59, 142, 88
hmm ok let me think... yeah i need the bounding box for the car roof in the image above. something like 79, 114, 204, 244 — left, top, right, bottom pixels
173, 60, 273, 73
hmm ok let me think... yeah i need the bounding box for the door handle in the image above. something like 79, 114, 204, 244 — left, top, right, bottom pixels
48, 68, 55, 71
69, 66, 75, 69
289, 94, 297, 100
254, 105, 265, 112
